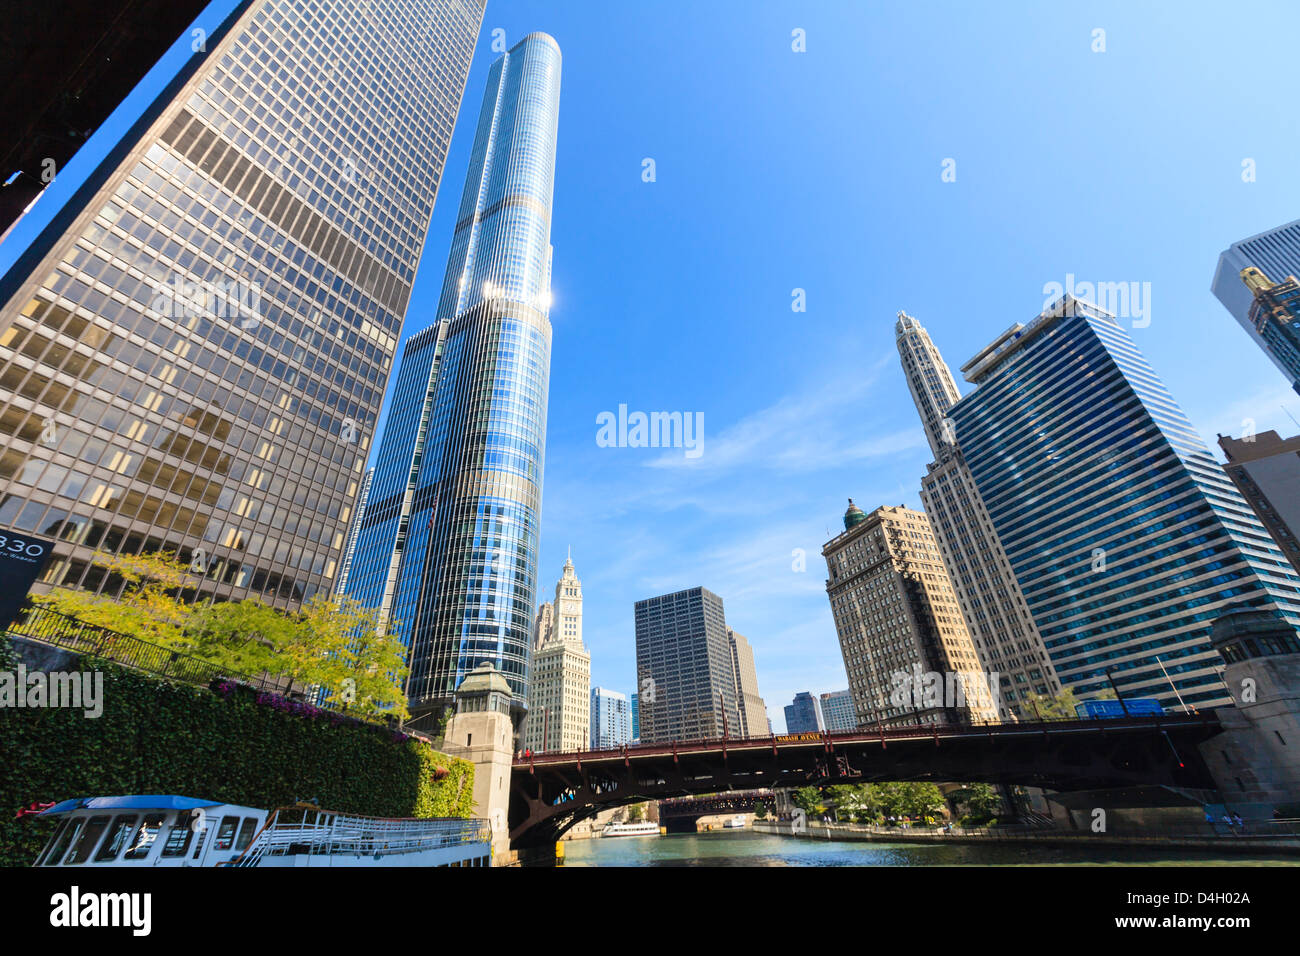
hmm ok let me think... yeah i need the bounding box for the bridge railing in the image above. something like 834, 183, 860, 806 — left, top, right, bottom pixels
514, 712, 1222, 765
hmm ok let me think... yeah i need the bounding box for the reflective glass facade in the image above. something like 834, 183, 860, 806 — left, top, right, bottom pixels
948, 296, 1300, 709
345, 33, 561, 726
0, 0, 483, 607
1212, 219, 1300, 392
897, 311, 1060, 716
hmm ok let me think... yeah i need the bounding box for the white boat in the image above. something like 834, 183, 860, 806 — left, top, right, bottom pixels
724, 815, 747, 829
601, 821, 661, 838
31, 795, 492, 868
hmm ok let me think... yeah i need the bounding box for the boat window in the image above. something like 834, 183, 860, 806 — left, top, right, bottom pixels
94, 815, 140, 862
213, 816, 238, 851
123, 814, 166, 860
36, 819, 75, 866
64, 816, 111, 865
235, 817, 258, 851
160, 815, 196, 858
192, 821, 211, 860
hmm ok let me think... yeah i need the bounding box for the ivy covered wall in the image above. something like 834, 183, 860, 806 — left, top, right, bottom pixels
0, 637, 474, 866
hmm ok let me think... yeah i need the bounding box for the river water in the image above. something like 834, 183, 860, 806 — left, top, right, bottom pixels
561, 829, 1299, 867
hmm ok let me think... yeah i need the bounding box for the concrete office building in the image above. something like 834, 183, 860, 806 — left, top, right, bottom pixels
523, 553, 589, 753
823, 502, 999, 728
820, 689, 857, 732
1219, 430, 1300, 576
727, 627, 768, 738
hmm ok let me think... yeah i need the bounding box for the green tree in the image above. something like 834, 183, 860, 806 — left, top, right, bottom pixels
827, 784, 873, 820
791, 786, 823, 814
35, 551, 194, 649
950, 782, 1002, 825
1018, 687, 1081, 720
33, 551, 410, 719
754, 802, 768, 820
874, 781, 945, 820
626, 802, 646, 823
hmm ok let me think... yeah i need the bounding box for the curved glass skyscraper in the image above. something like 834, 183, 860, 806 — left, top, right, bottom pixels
345, 33, 561, 731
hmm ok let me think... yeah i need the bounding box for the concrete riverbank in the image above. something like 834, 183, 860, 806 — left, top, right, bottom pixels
753, 820, 1300, 856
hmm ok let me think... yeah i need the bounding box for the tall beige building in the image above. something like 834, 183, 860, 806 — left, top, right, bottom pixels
823, 502, 998, 727
896, 312, 1060, 717
726, 627, 768, 738
523, 552, 590, 753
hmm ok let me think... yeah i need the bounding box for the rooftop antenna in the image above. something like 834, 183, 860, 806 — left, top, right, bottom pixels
1283, 405, 1300, 431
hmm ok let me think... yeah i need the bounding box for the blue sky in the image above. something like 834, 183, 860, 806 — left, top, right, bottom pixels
7, 1, 1300, 732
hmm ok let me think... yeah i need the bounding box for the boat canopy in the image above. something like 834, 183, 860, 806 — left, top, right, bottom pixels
40, 795, 227, 816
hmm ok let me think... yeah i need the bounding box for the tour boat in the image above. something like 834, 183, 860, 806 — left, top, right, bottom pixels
600, 821, 661, 838
724, 815, 747, 829
31, 795, 492, 868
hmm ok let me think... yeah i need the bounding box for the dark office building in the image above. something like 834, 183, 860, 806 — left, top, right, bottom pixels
783, 691, 823, 734
634, 586, 742, 744
0, 0, 483, 607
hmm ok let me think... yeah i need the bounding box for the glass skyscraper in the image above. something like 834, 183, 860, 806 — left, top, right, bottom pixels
783, 691, 823, 734
0, 0, 483, 607
896, 310, 1060, 716
1240, 267, 1300, 390
819, 689, 856, 732
589, 686, 630, 750
947, 295, 1300, 709
1212, 218, 1300, 393
345, 33, 561, 731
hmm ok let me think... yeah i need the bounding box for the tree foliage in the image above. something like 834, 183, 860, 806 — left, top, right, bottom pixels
33, 550, 409, 719
1017, 687, 1081, 720
791, 786, 823, 814
949, 782, 1002, 825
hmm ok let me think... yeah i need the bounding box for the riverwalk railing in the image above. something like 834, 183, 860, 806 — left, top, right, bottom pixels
6, 602, 279, 690
784, 818, 1300, 842
4, 603, 389, 727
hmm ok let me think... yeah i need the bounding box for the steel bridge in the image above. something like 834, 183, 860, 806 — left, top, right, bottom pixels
508, 714, 1223, 848
657, 789, 777, 832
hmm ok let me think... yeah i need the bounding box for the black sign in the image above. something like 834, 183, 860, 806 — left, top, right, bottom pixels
0, 529, 54, 630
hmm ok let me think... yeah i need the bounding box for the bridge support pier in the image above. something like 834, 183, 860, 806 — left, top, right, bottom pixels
1200, 608, 1300, 820
439, 664, 517, 865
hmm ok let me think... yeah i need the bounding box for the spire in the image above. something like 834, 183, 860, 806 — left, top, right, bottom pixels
894, 309, 963, 459
564, 545, 573, 572
895, 310, 922, 338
